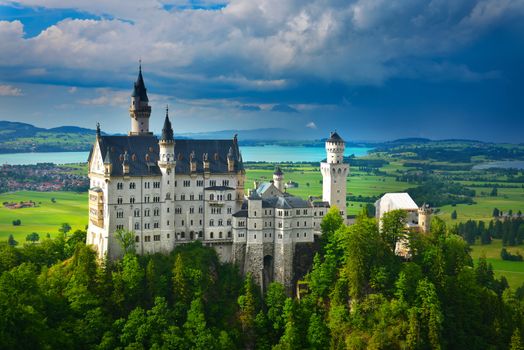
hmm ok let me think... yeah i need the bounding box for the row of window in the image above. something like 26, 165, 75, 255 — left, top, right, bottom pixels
178, 179, 230, 187
116, 181, 161, 190
236, 232, 308, 239
209, 219, 231, 226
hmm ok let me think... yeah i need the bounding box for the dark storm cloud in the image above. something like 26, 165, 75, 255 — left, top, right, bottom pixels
0, 0, 523, 141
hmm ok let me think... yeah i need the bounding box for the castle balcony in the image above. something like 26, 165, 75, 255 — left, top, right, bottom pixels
89, 187, 104, 227
208, 199, 225, 207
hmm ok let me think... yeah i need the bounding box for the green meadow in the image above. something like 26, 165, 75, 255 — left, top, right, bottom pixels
470, 239, 524, 289
0, 191, 87, 242
438, 186, 524, 224
1, 159, 523, 288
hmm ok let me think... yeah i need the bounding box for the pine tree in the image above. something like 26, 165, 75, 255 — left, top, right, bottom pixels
451, 210, 458, 220
7, 234, 17, 247
510, 328, 523, 350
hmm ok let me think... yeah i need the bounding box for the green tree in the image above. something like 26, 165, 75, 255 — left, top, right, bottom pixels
510, 328, 523, 350
238, 274, 258, 348
115, 229, 135, 254
7, 234, 18, 247
380, 209, 408, 252
59, 222, 72, 236
25, 232, 39, 244
451, 210, 458, 220
493, 208, 500, 217
320, 206, 344, 247
265, 282, 287, 338
184, 298, 214, 349
307, 312, 329, 349
490, 187, 498, 197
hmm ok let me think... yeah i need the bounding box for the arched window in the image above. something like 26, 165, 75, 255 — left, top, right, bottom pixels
227, 193, 232, 200
210, 194, 214, 200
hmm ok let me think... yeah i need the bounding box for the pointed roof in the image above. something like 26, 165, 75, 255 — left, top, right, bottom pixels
131, 63, 149, 102
161, 106, 174, 141
327, 131, 343, 142
273, 166, 283, 176
104, 149, 112, 165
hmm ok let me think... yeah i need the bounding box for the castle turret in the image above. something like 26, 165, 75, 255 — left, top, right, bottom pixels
227, 147, 235, 172
418, 204, 432, 233
273, 166, 284, 192
129, 63, 152, 135
122, 151, 130, 175
321, 131, 349, 219
158, 106, 175, 169
103, 149, 112, 175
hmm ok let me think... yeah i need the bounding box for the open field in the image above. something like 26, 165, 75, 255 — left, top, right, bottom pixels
470, 239, 524, 289
0, 191, 87, 242
437, 187, 524, 224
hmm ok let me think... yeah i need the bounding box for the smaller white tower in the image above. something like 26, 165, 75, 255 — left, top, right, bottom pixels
158, 106, 176, 250
273, 166, 284, 192
321, 131, 349, 219
129, 63, 152, 135
418, 204, 432, 233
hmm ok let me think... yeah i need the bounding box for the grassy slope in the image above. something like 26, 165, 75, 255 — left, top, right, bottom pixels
438, 187, 524, 224
0, 191, 87, 242
470, 239, 524, 288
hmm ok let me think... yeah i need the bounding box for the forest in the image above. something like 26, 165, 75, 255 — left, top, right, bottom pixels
0, 209, 523, 349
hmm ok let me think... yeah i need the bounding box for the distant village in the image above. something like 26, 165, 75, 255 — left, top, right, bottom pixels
0, 163, 88, 193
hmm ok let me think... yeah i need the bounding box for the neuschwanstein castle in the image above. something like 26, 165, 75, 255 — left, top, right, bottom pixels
87, 66, 426, 290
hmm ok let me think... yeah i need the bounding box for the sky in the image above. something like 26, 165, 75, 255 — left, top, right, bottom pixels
0, 0, 523, 142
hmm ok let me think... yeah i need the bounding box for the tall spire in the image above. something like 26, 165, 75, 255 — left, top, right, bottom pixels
161, 105, 174, 142
129, 62, 152, 135
132, 61, 149, 102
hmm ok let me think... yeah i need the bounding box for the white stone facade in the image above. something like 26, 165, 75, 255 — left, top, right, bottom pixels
87, 67, 350, 289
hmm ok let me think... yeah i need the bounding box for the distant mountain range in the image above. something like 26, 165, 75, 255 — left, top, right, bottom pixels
0, 120, 492, 154
0, 121, 96, 141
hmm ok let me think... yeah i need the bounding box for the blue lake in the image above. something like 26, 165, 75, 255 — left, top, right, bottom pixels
0, 146, 372, 165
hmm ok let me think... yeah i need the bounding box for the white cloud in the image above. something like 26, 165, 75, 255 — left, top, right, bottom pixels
0, 0, 521, 99
306, 121, 317, 129
0, 84, 23, 96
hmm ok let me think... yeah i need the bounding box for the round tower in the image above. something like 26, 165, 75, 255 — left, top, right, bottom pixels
158, 106, 175, 168
418, 204, 432, 233
273, 166, 284, 192
325, 131, 345, 164
321, 131, 349, 220
129, 63, 152, 135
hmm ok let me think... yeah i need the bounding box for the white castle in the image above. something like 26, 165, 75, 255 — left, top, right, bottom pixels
86, 66, 350, 289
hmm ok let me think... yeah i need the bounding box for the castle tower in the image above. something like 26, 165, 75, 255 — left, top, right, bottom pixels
129, 63, 152, 135
273, 166, 284, 192
418, 204, 432, 233
321, 131, 349, 219
158, 106, 176, 251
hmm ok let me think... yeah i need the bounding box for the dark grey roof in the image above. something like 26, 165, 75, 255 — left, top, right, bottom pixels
274, 166, 283, 176
174, 139, 244, 174
313, 201, 330, 207
327, 131, 343, 142
89, 135, 244, 177
131, 65, 149, 102
161, 113, 174, 141
232, 210, 248, 218
205, 186, 235, 191
104, 149, 112, 165
91, 135, 161, 177
247, 195, 311, 209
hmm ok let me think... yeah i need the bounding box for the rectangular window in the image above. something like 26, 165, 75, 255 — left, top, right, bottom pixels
145, 235, 151, 242
154, 235, 160, 241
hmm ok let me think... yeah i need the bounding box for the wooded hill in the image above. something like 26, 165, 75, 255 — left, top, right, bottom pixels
0, 208, 523, 349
